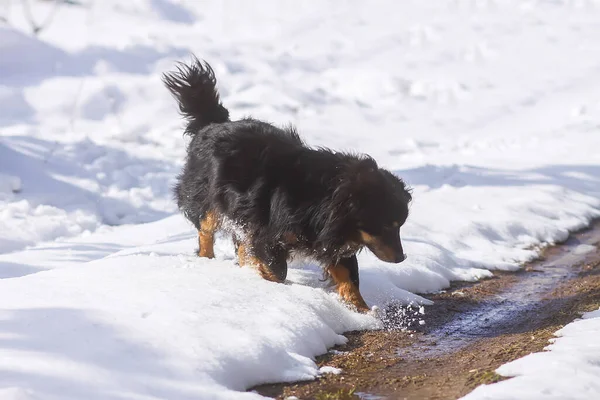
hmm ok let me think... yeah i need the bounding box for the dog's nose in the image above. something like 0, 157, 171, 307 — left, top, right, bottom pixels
395, 253, 407, 263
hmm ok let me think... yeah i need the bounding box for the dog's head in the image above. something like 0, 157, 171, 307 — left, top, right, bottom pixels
335, 157, 412, 263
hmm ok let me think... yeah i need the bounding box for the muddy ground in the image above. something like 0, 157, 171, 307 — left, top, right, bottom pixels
253, 221, 600, 400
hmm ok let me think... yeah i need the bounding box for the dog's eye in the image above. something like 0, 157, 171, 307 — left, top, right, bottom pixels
392, 221, 400, 228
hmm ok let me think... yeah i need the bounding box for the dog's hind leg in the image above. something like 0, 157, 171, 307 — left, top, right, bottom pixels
198, 210, 219, 258
328, 255, 370, 312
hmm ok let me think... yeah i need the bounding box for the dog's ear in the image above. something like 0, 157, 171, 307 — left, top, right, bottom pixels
329, 157, 379, 215
354, 157, 379, 186
329, 158, 378, 219
380, 169, 412, 204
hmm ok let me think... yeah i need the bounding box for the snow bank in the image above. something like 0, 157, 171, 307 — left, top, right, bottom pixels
0, 216, 377, 400
463, 308, 600, 400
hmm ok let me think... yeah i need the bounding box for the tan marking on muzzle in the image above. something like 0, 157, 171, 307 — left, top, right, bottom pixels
359, 230, 397, 262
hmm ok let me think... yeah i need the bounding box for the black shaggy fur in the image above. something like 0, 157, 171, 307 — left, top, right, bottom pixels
164, 57, 412, 311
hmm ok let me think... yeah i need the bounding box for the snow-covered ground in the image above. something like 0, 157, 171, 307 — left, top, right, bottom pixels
1, 0, 600, 398
464, 307, 600, 400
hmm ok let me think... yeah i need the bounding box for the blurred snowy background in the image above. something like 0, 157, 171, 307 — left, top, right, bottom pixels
1, 1, 600, 399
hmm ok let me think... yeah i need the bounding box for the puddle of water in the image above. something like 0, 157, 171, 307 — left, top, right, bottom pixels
410, 230, 599, 357
356, 392, 387, 400
573, 243, 596, 255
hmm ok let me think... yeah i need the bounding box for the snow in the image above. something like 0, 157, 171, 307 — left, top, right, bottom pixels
318, 366, 343, 376
1, 0, 600, 398
463, 307, 600, 400
0, 218, 377, 400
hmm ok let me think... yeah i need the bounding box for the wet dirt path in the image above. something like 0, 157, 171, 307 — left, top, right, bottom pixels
253, 221, 600, 400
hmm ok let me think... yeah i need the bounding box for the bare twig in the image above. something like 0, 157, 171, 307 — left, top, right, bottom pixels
21, 0, 62, 35
1, 0, 12, 25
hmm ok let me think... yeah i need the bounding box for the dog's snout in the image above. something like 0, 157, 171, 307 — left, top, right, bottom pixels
394, 253, 407, 263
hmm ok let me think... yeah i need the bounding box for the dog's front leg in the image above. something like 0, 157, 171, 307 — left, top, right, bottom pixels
238, 242, 288, 283
328, 255, 370, 312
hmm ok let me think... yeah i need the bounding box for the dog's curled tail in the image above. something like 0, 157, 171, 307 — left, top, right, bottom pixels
163, 57, 229, 135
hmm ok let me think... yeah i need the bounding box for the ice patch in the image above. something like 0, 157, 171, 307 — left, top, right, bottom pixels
356, 393, 386, 400
572, 243, 596, 255
319, 366, 343, 375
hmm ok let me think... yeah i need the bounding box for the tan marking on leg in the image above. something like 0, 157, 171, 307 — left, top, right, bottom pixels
237, 242, 248, 266
328, 264, 370, 312
198, 210, 219, 258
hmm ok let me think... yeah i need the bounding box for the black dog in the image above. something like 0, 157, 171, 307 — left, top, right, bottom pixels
163, 58, 411, 312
